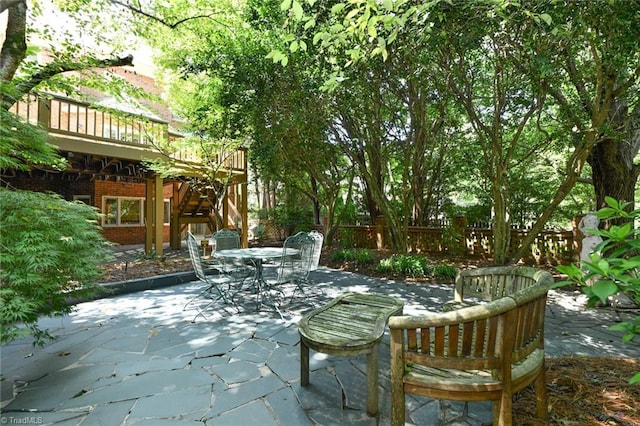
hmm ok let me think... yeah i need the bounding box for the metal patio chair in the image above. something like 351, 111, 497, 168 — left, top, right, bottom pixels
266, 232, 315, 302
183, 231, 237, 322
209, 228, 255, 285
308, 230, 324, 272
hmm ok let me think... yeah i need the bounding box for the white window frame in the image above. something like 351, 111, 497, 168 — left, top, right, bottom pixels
102, 196, 144, 227
163, 199, 171, 225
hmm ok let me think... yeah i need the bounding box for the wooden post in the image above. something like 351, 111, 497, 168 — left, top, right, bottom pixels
154, 174, 164, 256
144, 179, 153, 254
170, 182, 180, 249
241, 180, 248, 247
453, 215, 468, 254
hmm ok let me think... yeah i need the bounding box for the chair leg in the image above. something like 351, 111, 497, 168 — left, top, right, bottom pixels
300, 340, 310, 386
535, 367, 548, 420
183, 280, 235, 322
366, 345, 379, 416
494, 390, 513, 426
390, 384, 405, 426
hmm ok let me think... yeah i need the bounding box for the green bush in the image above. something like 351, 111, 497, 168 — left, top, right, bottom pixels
377, 254, 458, 280
330, 248, 374, 265
273, 204, 313, 234
337, 228, 356, 248
0, 189, 112, 346
556, 197, 640, 384
432, 264, 458, 280
377, 254, 431, 276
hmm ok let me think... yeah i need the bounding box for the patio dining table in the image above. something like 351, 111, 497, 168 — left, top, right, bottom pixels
214, 247, 299, 309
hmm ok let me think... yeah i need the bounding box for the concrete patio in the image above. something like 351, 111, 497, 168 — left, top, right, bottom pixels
1, 266, 639, 425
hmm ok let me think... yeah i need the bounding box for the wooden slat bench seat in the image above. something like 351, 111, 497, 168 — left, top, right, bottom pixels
443, 266, 553, 311
390, 276, 553, 425
298, 292, 404, 416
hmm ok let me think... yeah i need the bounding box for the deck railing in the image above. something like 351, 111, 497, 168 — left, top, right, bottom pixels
9, 93, 246, 173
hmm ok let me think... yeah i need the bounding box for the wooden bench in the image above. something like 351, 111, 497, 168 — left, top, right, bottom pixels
298, 292, 404, 416
389, 279, 552, 425
443, 266, 554, 311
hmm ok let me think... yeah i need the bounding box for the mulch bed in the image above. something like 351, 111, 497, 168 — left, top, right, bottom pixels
514, 356, 639, 426
99, 249, 639, 425
99, 256, 193, 283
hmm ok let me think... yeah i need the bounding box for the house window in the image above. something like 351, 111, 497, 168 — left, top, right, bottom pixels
102, 197, 144, 226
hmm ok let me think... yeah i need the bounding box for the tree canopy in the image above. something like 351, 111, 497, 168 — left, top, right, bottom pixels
3, 0, 639, 265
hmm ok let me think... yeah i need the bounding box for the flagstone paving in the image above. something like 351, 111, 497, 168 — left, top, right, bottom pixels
1, 267, 638, 425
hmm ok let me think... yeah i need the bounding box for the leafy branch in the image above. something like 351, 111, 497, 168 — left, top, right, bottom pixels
556, 196, 640, 384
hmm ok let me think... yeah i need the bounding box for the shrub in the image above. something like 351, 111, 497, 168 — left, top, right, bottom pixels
330, 248, 374, 265
0, 190, 112, 346
377, 254, 458, 280
556, 196, 640, 384
377, 254, 431, 277
337, 228, 357, 248
432, 264, 458, 280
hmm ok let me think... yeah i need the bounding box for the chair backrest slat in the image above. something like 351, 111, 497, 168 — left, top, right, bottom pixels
454, 266, 553, 304
308, 230, 324, 271
211, 228, 241, 251
187, 232, 207, 282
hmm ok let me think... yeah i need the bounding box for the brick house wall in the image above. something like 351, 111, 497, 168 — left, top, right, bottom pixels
95, 180, 173, 245
7, 177, 173, 246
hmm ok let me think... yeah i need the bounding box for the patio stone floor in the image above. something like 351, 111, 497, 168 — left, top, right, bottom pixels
1, 267, 638, 425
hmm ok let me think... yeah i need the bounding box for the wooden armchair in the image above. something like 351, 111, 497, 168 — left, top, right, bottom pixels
443, 266, 554, 311
389, 282, 551, 425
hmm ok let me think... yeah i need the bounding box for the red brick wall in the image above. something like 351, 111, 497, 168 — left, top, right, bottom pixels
96, 181, 144, 245
95, 181, 172, 245
5, 176, 172, 246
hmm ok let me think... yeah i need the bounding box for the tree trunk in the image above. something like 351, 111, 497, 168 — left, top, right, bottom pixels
310, 176, 321, 225
0, 1, 26, 84
589, 138, 638, 209
491, 180, 511, 265
588, 103, 640, 217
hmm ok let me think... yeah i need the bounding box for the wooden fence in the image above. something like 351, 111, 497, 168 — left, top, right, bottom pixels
331, 224, 578, 266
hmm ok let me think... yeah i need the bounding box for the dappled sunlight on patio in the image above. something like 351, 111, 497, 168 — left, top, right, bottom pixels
2, 267, 638, 425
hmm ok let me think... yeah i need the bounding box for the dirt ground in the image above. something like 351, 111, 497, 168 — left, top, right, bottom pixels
98, 249, 639, 425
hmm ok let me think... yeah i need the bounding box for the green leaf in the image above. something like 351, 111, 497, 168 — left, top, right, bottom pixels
539, 13, 552, 25
304, 17, 316, 30
604, 196, 620, 209
312, 32, 324, 45
591, 280, 618, 302
596, 207, 617, 219
331, 3, 346, 14
629, 372, 640, 385
556, 263, 582, 279
280, 0, 292, 11
292, 1, 304, 20
620, 257, 640, 271
614, 223, 633, 240
368, 23, 377, 39
346, 8, 359, 20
